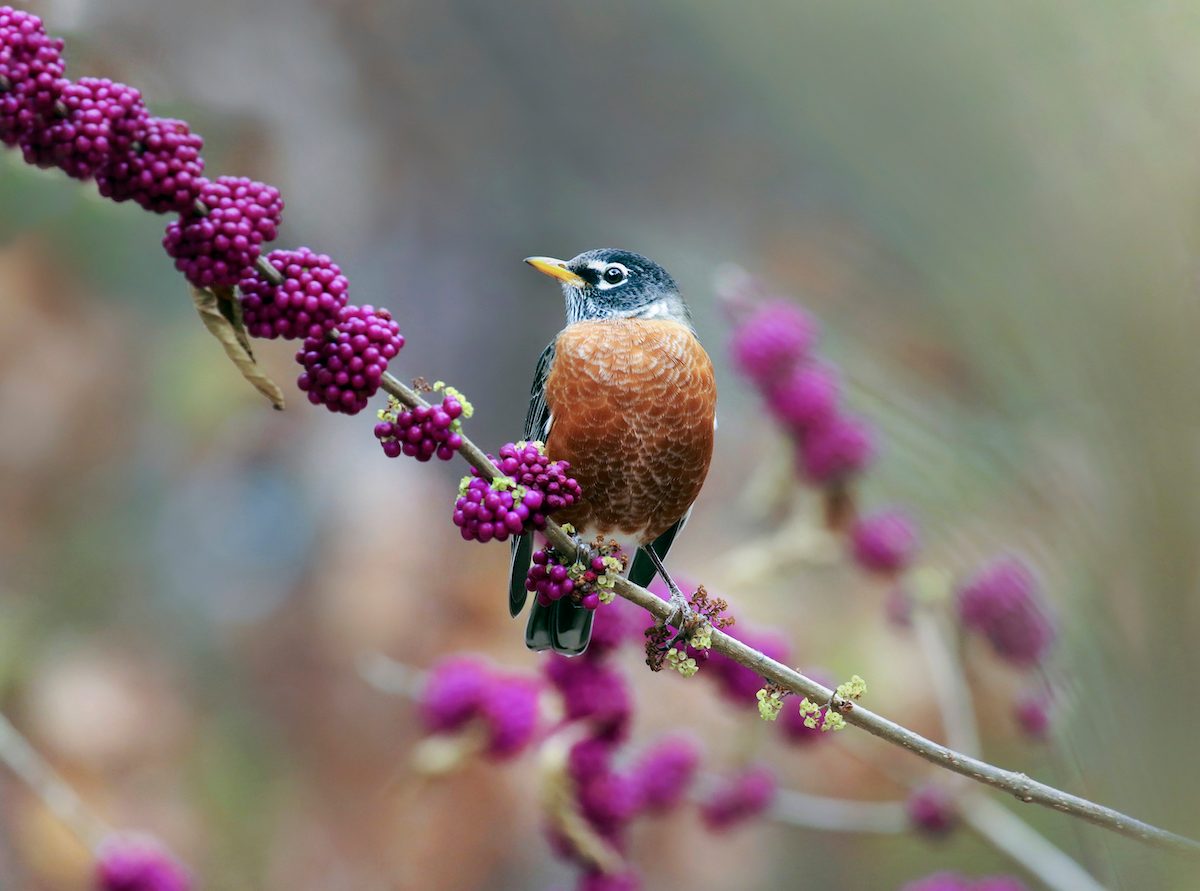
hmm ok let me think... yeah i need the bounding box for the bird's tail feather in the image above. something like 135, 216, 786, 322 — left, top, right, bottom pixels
525, 599, 594, 655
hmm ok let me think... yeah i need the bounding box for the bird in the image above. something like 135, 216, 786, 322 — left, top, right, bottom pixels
509, 248, 717, 655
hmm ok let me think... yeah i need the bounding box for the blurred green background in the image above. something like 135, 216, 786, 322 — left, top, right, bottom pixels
2, 1, 1200, 888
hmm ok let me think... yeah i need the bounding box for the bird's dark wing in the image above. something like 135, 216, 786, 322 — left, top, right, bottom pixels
509, 340, 555, 618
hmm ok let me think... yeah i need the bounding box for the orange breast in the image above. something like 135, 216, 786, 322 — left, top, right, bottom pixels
545, 318, 717, 544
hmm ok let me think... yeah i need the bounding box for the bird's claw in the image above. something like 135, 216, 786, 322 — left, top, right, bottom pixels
663, 588, 696, 649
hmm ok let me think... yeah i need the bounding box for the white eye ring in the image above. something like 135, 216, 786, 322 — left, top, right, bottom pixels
601, 264, 628, 286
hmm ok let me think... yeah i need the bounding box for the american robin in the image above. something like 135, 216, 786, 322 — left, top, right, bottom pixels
509, 249, 717, 655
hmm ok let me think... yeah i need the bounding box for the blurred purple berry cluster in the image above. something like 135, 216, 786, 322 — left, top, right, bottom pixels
94, 834, 191, 891
725, 286, 875, 487
417, 656, 541, 759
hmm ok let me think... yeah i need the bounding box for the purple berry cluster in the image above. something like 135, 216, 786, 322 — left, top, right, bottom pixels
1013, 689, 1052, 740
95, 834, 191, 891
1, 11, 409, 418
526, 540, 625, 611
901, 874, 1028, 891
164, 176, 283, 288
724, 284, 875, 487
453, 477, 538, 542
238, 247, 348, 340
956, 555, 1056, 668
296, 304, 403, 415
21, 76, 145, 179
495, 441, 583, 514
542, 622, 706, 891
97, 116, 204, 213
1, 12, 215, 226
851, 507, 920, 575
417, 656, 541, 759
0, 8, 65, 146
375, 389, 469, 461
454, 442, 581, 542
905, 784, 959, 837
699, 764, 777, 830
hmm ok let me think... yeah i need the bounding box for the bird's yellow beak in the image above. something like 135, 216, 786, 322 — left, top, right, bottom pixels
524, 256, 586, 288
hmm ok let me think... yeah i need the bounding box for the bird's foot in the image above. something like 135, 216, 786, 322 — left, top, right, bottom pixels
665, 588, 697, 648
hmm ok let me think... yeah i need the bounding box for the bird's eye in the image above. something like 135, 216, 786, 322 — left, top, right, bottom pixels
602, 265, 626, 285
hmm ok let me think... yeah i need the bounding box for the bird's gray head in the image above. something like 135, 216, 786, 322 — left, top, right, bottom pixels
524, 249, 691, 327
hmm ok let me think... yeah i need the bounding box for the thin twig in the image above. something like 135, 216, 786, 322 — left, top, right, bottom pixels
963, 795, 1110, 891
914, 601, 1108, 891
0, 709, 109, 849
770, 789, 908, 834
373, 370, 1200, 857
912, 607, 982, 758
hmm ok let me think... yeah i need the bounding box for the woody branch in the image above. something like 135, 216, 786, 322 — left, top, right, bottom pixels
376, 372, 1200, 859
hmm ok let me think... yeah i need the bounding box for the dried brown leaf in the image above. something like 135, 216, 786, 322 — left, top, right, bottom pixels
191, 285, 285, 410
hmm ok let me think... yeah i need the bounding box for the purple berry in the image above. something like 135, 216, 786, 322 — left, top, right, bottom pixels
956, 555, 1056, 667
98, 117, 204, 214
730, 300, 818, 385
851, 508, 919, 575
94, 833, 191, 891
295, 303, 402, 415
0, 8, 66, 146
239, 247, 348, 340
163, 176, 283, 288
20, 77, 147, 180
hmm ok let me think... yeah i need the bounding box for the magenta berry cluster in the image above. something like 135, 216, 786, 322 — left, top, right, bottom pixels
164, 176, 283, 288
454, 441, 581, 542
454, 476, 539, 542
296, 304, 403, 415
375, 389, 469, 461
851, 507, 920, 575
238, 247, 349, 340
526, 539, 625, 611
956, 555, 1056, 668
541, 621, 703, 890
21, 76, 145, 179
905, 783, 959, 837
1013, 689, 1052, 740
725, 284, 876, 487
494, 441, 583, 514
95, 834, 191, 891
730, 301, 819, 385
418, 656, 540, 759
97, 116, 204, 214
0, 8, 65, 146
699, 764, 777, 830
